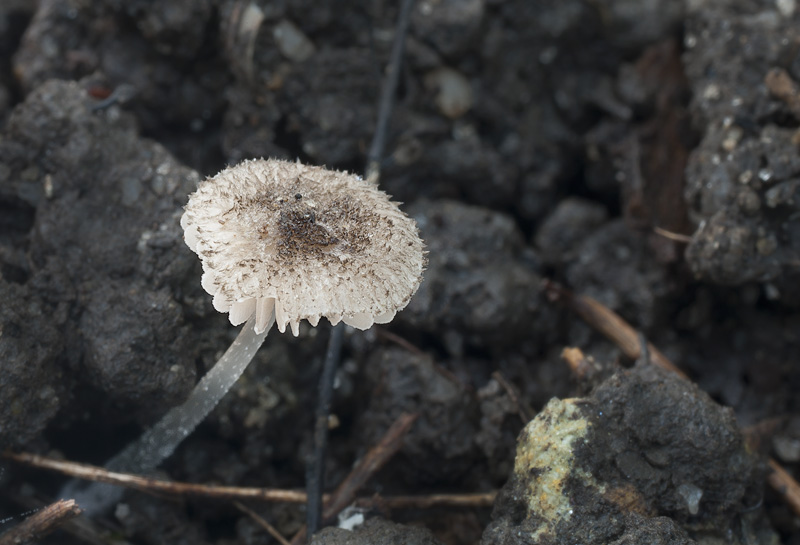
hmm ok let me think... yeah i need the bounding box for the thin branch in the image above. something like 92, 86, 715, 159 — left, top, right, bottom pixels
3, 451, 308, 503
767, 459, 800, 517
376, 328, 425, 356
6, 494, 109, 545
355, 491, 497, 510
326, 413, 418, 519
0, 500, 82, 545
235, 502, 291, 545
561, 347, 603, 382
653, 226, 692, 243
542, 280, 685, 378
5, 449, 492, 511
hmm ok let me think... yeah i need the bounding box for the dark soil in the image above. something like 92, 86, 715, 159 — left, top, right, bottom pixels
1, 1, 800, 544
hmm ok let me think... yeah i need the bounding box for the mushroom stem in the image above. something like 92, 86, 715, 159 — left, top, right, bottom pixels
61, 313, 273, 515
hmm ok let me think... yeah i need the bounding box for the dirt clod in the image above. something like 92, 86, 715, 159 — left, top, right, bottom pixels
312, 517, 443, 545
483, 364, 777, 545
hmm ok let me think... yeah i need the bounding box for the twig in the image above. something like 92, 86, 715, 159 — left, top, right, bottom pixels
355, 491, 497, 510
323, 413, 418, 519
5, 450, 495, 513
376, 328, 425, 356
292, 412, 418, 544
546, 280, 800, 518
542, 280, 685, 378
223, 1, 265, 84
306, 324, 344, 536
561, 347, 603, 382
767, 459, 800, 517
376, 329, 467, 393
0, 499, 82, 545
3, 451, 309, 503
235, 502, 291, 545
491, 371, 534, 423
6, 494, 109, 545
653, 226, 692, 243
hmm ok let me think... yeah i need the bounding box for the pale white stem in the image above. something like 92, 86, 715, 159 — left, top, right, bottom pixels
62, 313, 273, 514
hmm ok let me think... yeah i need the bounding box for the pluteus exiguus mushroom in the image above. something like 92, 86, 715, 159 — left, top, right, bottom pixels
66, 158, 425, 514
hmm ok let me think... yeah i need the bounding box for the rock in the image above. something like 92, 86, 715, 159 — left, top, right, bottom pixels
482, 364, 777, 545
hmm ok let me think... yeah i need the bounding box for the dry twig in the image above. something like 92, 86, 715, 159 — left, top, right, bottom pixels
356, 492, 497, 510
767, 459, 800, 517
560, 347, 605, 382
542, 280, 685, 377
376, 328, 425, 356
653, 226, 692, 243
4, 449, 494, 515
3, 451, 309, 504
0, 500, 82, 545
235, 502, 291, 545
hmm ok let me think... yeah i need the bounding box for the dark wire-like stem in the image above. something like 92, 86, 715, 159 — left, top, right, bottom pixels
305, 0, 416, 539
365, 0, 416, 185
305, 323, 343, 537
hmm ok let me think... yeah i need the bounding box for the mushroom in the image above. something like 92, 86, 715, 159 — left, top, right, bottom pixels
66, 158, 425, 514
183, 158, 425, 336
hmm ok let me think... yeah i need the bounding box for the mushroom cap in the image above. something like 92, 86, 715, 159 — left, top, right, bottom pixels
181, 159, 425, 336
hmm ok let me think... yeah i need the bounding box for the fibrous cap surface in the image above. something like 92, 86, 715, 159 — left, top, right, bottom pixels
181, 159, 425, 335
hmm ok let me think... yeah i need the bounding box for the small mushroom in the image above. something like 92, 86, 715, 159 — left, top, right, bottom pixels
66, 159, 425, 514
182, 158, 425, 336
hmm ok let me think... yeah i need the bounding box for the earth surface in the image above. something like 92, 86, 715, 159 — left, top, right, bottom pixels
2, 1, 800, 544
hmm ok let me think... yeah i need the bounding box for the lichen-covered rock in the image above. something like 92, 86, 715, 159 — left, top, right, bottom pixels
482, 364, 777, 545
